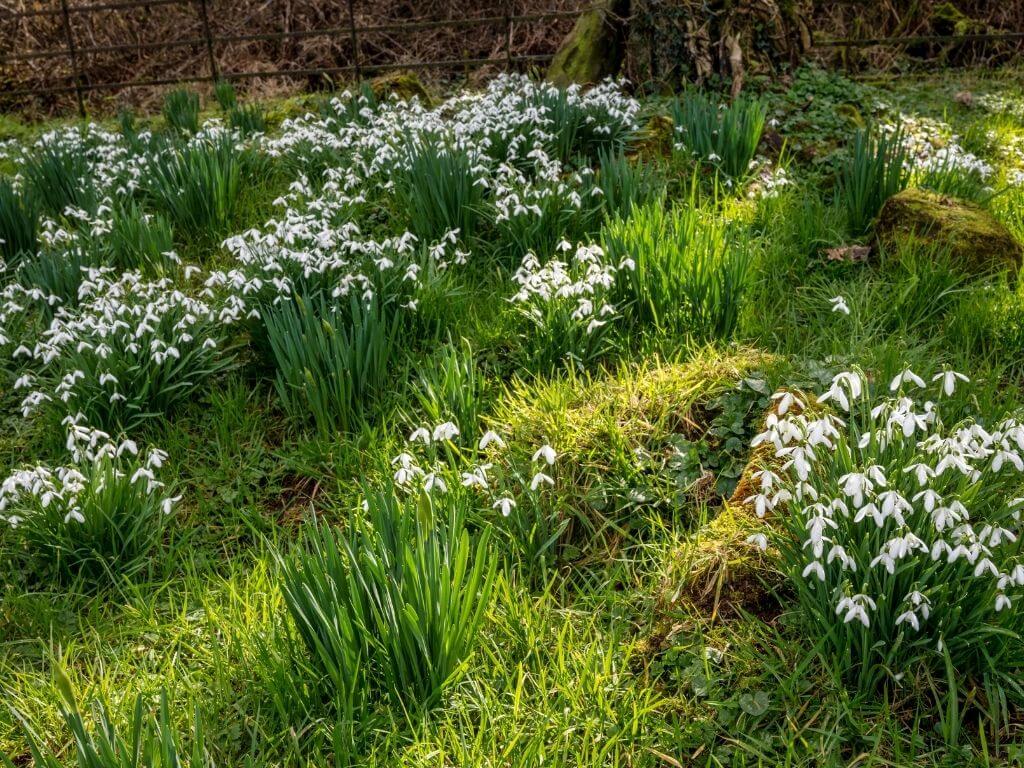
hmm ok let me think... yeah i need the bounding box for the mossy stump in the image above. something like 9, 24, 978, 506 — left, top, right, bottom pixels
369, 71, 432, 105
876, 188, 1023, 279
546, 0, 626, 88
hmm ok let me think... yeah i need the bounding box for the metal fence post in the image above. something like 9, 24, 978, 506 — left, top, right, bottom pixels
346, 0, 361, 81
504, 11, 512, 69
196, 0, 220, 84
58, 0, 86, 117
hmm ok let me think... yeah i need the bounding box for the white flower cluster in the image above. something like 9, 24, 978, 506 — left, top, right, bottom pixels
510, 241, 622, 337
392, 420, 558, 520
747, 367, 1024, 638
207, 185, 464, 314
884, 114, 994, 180
1, 415, 178, 530
11, 268, 239, 423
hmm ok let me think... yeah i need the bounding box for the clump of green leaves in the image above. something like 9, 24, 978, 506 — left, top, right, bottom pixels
395, 139, 484, 242
671, 92, 766, 180
143, 136, 244, 237
603, 192, 753, 339
411, 337, 484, 430
836, 124, 910, 236
163, 88, 201, 134
264, 293, 398, 434
21, 139, 97, 218
280, 489, 494, 726
0, 178, 38, 274
229, 103, 266, 137
214, 79, 237, 111
596, 149, 664, 221
5, 675, 209, 768
109, 203, 177, 275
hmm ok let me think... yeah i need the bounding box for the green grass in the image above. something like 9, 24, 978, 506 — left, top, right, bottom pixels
4, 66, 1024, 768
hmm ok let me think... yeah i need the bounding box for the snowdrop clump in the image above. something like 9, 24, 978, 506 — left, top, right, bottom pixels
747, 367, 1024, 690
261, 75, 637, 256
393, 420, 565, 571
12, 268, 240, 430
206, 176, 464, 316
884, 114, 994, 181
1, 416, 178, 578
509, 241, 623, 368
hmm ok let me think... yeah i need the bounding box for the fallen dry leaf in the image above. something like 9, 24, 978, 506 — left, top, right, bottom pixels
825, 244, 871, 263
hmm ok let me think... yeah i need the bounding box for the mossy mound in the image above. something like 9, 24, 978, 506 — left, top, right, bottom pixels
546, 0, 626, 88
660, 504, 780, 621
369, 71, 432, 105
876, 188, 1023, 279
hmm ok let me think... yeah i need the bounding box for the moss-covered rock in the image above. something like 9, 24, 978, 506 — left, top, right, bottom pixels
875, 188, 1023, 278
369, 71, 432, 105
630, 114, 675, 160
546, 0, 627, 88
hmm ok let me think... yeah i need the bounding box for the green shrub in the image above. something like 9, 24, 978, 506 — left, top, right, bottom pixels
671, 92, 766, 180
836, 124, 910, 236
264, 293, 398, 434
163, 88, 201, 134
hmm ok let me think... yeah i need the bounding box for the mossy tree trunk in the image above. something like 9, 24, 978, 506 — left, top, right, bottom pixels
548, 0, 811, 93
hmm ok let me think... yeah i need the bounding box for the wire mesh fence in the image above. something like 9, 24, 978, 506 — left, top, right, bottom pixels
2, 0, 1023, 117
0, 0, 589, 115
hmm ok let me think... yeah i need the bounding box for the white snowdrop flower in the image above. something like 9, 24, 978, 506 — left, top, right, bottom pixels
478, 430, 505, 450
423, 472, 447, 493
530, 472, 554, 491
771, 391, 805, 416
889, 368, 926, 392
829, 295, 850, 315
161, 495, 181, 515
835, 594, 874, 627
461, 468, 489, 490
996, 594, 1012, 612
493, 497, 516, 517
933, 369, 969, 397
408, 427, 431, 444
802, 560, 826, 581
746, 533, 768, 551
895, 610, 920, 631
744, 493, 772, 518
116, 440, 138, 457
432, 421, 460, 442
64, 508, 86, 524
532, 444, 557, 465
904, 463, 934, 487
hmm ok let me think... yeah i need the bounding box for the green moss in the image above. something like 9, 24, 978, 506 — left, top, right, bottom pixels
875, 188, 1024, 278
369, 71, 432, 105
